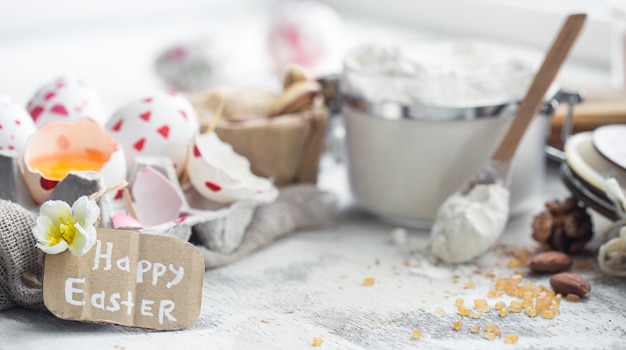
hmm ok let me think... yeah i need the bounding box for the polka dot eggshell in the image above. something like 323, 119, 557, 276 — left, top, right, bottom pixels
0, 93, 37, 157
106, 91, 199, 175
26, 76, 107, 127
188, 132, 273, 203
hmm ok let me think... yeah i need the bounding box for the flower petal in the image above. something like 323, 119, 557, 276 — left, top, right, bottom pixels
39, 200, 72, 226
33, 216, 54, 242
72, 196, 100, 226
68, 223, 97, 256
37, 240, 69, 255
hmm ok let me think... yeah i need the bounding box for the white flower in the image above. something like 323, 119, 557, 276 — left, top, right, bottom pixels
32, 196, 100, 256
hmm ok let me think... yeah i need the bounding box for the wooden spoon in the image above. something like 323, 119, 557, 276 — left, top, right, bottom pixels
462, 13, 587, 192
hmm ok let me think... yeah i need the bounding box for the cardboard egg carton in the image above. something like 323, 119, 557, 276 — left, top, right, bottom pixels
185, 72, 329, 187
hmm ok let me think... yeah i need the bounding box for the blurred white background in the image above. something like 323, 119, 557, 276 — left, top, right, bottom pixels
0, 0, 618, 113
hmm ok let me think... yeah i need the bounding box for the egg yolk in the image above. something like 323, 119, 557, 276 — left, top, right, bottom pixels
29, 151, 109, 180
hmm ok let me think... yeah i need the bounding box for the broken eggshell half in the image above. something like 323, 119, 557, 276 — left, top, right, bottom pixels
21, 119, 126, 204
188, 132, 274, 204
112, 164, 195, 239
130, 165, 184, 228
112, 156, 200, 241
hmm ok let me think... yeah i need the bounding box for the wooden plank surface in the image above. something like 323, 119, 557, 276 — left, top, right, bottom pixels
549, 88, 626, 150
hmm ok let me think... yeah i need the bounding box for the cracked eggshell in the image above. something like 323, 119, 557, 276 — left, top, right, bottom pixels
130, 165, 184, 227
0, 94, 37, 158
112, 213, 145, 229
22, 119, 126, 204
106, 91, 199, 176
188, 132, 273, 203
26, 76, 107, 127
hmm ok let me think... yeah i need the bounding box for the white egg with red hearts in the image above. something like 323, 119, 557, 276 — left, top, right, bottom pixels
106, 91, 199, 176
26, 76, 107, 127
0, 93, 37, 158
268, 0, 343, 75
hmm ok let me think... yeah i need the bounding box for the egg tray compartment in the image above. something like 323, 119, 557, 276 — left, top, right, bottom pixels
0, 152, 277, 257
123, 156, 279, 255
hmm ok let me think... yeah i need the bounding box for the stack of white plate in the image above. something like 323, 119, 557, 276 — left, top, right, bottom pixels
561, 125, 626, 220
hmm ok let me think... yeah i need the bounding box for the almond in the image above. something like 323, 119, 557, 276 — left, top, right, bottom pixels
550, 272, 591, 297
270, 80, 321, 116
528, 251, 573, 273
282, 64, 312, 89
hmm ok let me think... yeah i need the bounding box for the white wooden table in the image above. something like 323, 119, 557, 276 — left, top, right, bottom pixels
0, 8, 623, 349
1, 162, 624, 350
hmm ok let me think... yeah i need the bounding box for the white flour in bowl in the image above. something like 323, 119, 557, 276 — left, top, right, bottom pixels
342, 41, 538, 108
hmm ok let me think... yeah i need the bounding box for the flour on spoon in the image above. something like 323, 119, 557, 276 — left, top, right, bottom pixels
429, 182, 509, 263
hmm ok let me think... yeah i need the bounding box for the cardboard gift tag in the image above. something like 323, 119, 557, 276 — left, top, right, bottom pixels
43, 228, 204, 330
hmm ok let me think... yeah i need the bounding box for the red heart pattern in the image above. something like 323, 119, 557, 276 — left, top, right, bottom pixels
50, 104, 69, 116
111, 119, 123, 131
29, 106, 44, 122
44, 91, 56, 101
40, 178, 59, 190
140, 111, 151, 121
204, 181, 221, 192
157, 125, 169, 138
133, 138, 146, 151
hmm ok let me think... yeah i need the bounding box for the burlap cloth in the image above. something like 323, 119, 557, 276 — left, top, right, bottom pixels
198, 184, 336, 268
0, 200, 45, 311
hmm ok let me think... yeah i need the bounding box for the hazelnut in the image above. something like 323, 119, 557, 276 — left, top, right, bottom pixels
530, 197, 593, 254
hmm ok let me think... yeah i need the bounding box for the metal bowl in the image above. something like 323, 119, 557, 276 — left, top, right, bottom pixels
321, 40, 566, 228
